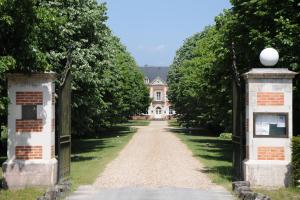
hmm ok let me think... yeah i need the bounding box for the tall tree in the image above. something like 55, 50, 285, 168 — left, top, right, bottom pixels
229, 0, 300, 134
168, 24, 232, 132
168, 1, 300, 134
0, 0, 150, 135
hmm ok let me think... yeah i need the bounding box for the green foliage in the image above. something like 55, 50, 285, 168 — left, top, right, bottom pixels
168, 24, 232, 132
219, 133, 232, 140
120, 120, 150, 127
0, 125, 7, 139
228, 0, 300, 134
0, 125, 7, 154
168, 2, 300, 133
168, 119, 180, 127
292, 136, 300, 186
0, 187, 45, 200
0, 0, 150, 134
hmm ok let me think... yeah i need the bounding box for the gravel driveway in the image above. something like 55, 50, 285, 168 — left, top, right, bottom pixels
94, 120, 218, 189
66, 121, 234, 200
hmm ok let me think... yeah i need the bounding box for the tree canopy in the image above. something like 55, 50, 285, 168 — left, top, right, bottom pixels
0, 0, 150, 134
168, 1, 300, 134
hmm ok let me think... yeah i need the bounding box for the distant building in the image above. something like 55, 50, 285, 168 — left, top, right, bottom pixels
140, 66, 175, 120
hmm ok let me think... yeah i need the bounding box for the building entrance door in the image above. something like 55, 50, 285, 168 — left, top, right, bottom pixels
155, 107, 162, 119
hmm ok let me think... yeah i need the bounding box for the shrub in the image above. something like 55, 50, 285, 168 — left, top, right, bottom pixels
292, 136, 300, 186
0, 125, 8, 155
219, 132, 232, 140
1, 125, 8, 139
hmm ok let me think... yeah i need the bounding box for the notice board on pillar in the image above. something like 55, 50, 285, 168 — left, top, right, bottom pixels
254, 113, 288, 138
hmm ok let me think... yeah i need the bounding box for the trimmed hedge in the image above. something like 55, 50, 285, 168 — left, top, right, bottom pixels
292, 136, 300, 186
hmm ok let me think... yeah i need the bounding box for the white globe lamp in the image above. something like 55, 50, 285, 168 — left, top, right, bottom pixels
259, 48, 279, 66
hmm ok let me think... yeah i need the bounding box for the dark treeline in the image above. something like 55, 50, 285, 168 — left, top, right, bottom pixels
168, 1, 300, 134
0, 0, 150, 135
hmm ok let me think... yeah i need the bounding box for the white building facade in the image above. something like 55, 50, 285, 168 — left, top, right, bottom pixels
140, 66, 175, 120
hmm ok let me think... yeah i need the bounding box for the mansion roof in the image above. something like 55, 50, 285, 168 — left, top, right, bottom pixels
140, 66, 169, 83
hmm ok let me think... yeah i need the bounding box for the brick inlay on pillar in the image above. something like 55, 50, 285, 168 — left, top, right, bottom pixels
16, 119, 43, 132
15, 146, 43, 160
257, 146, 285, 160
257, 92, 284, 106
16, 92, 43, 105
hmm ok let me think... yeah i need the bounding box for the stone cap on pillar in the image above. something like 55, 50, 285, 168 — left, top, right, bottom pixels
243, 68, 297, 80
6, 72, 56, 83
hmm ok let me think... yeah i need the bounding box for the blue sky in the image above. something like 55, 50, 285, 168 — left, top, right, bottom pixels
99, 1, 232, 66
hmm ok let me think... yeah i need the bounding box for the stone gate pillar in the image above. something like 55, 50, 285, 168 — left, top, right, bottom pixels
2, 73, 57, 189
243, 68, 297, 187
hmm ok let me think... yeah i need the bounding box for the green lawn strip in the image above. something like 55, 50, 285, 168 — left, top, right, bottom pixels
0, 148, 44, 200
70, 126, 135, 190
0, 126, 135, 200
0, 188, 45, 200
254, 188, 300, 200
174, 131, 233, 190
120, 120, 150, 127
0, 156, 44, 200
168, 120, 233, 189
168, 119, 180, 127
171, 124, 300, 199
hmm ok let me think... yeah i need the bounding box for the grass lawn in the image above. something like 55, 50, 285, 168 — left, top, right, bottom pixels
70, 126, 136, 190
120, 120, 150, 127
0, 142, 46, 200
0, 187, 45, 200
0, 124, 136, 200
168, 119, 180, 127
171, 128, 233, 189
169, 120, 300, 199
255, 188, 300, 200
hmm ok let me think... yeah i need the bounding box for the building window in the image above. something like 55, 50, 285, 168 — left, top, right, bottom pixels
156, 107, 162, 115
156, 92, 161, 101
144, 78, 149, 84
169, 107, 174, 115
22, 105, 37, 120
